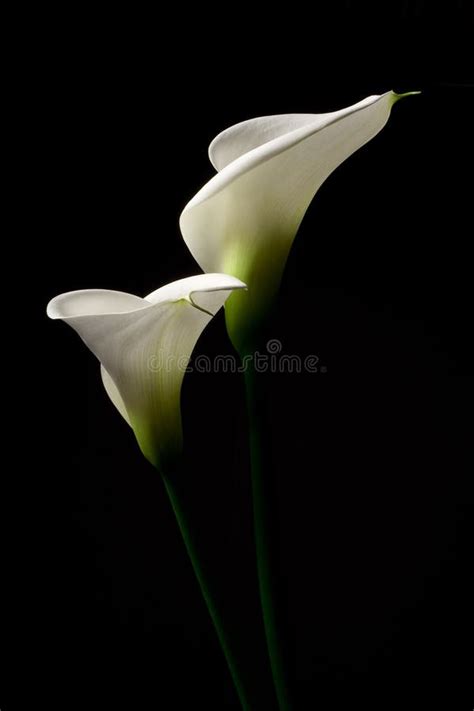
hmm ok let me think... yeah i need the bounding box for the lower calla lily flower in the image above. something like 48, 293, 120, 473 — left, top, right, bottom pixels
47, 274, 245, 471
180, 90, 418, 353
48, 272, 260, 708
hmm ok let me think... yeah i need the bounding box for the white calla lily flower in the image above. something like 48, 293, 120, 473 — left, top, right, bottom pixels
47, 274, 246, 471
180, 90, 418, 353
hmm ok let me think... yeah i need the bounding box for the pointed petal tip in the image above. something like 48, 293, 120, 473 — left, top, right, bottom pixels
391, 90, 422, 105
212, 274, 247, 291
145, 273, 247, 305
187, 273, 247, 295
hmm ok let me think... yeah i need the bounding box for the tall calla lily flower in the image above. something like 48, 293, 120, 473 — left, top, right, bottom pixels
47, 274, 246, 471
180, 90, 418, 353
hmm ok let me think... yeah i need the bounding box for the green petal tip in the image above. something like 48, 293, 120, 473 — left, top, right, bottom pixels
391, 90, 422, 105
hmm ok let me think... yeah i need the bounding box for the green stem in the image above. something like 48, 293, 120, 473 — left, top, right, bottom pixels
162, 473, 254, 711
244, 363, 292, 711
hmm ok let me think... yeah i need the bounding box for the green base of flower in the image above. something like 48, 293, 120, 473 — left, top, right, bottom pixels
223, 238, 292, 356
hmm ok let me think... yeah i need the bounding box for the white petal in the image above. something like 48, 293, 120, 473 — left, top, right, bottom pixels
46, 289, 146, 319
145, 273, 246, 313
182, 92, 395, 274
180, 91, 410, 351
209, 112, 338, 171
47, 275, 245, 469
100, 365, 131, 426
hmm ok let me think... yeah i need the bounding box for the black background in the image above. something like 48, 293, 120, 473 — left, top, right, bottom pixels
5, 2, 474, 709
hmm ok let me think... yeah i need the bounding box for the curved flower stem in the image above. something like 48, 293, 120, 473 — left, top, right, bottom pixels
161, 472, 254, 711
243, 362, 293, 711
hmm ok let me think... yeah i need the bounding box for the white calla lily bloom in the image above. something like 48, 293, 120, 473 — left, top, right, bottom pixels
180, 90, 418, 353
47, 274, 246, 470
